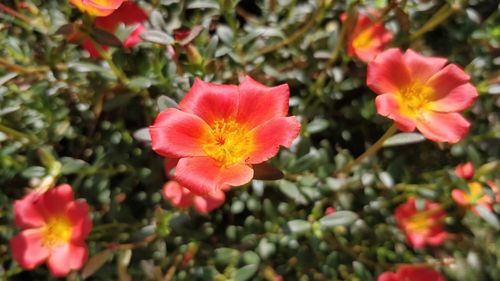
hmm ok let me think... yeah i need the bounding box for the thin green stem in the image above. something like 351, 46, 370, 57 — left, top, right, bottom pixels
339, 125, 397, 175
0, 123, 38, 143
255, 0, 326, 57
90, 39, 130, 85
410, 2, 461, 42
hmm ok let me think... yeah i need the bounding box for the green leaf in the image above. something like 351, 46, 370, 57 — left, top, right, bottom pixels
231, 264, 258, 281
133, 128, 151, 143
242, 251, 260, 265
214, 248, 240, 265
140, 30, 174, 45
60, 157, 89, 175
21, 166, 46, 178
157, 95, 179, 111
475, 205, 500, 229
383, 133, 426, 147
127, 77, 154, 89
319, 211, 358, 229
91, 28, 122, 47
216, 25, 234, 45
186, 0, 220, 9
307, 118, 329, 134
286, 220, 311, 234
177, 25, 204, 45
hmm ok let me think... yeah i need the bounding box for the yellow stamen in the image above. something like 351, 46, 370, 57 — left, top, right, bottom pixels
42, 216, 72, 247
352, 29, 374, 49
202, 118, 254, 167
397, 81, 435, 118
406, 208, 443, 233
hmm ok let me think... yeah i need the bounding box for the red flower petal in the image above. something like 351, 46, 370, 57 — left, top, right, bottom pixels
375, 94, 416, 131
66, 201, 92, 242
150, 108, 211, 158
403, 49, 447, 83
13, 192, 45, 228
39, 184, 74, 216
123, 24, 145, 48
377, 272, 399, 281
192, 189, 225, 214
175, 157, 253, 195
10, 229, 50, 270
178, 79, 239, 125
451, 189, 468, 206
47, 243, 88, 277
398, 266, 446, 281
415, 112, 470, 143
367, 48, 411, 94
455, 162, 474, 179
431, 83, 478, 112
236, 76, 290, 129
162, 180, 194, 208
94, 2, 147, 32
246, 117, 301, 164
428, 64, 470, 98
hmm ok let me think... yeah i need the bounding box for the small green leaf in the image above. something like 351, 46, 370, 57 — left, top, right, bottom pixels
157, 95, 179, 111
307, 118, 329, 134
21, 166, 46, 178
60, 157, 89, 175
214, 248, 240, 265
231, 264, 258, 281
383, 133, 426, 147
286, 220, 311, 234
319, 211, 358, 229
133, 128, 151, 143
475, 205, 500, 229
140, 30, 174, 45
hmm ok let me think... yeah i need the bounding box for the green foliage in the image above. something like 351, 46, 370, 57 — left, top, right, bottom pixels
0, 0, 499, 280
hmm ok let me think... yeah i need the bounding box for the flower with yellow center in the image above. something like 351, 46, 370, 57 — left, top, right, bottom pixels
150, 76, 301, 195
395, 197, 448, 249
342, 11, 393, 62
10, 184, 92, 277
452, 182, 494, 215
368, 48, 478, 143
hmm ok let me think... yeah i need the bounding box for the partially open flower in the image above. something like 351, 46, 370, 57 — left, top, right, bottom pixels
367, 48, 478, 143
150, 76, 301, 195
455, 162, 474, 180
452, 182, 493, 214
82, 2, 148, 58
70, 0, 125, 17
341, 10, 393, 62
10, 184, 92, 277
378, 265, 446, 281
395, 197, 448, 249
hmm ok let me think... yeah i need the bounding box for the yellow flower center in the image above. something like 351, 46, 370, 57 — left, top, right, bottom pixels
352, 29, 374, 49
42, 216, 72, 247
202, 118, 254, 167
397, 81, 435, 118
464, 182, 485, 204
406, 212, 431, 233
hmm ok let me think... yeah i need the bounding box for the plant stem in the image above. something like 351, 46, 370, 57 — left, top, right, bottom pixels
0, 123, 38, 143
90, 39, 130, 85
0, 57, 48, 75
255, 0, 326, 56
0, 3, 31, 24
410, 2, 461, 41
339, 125, 397, 175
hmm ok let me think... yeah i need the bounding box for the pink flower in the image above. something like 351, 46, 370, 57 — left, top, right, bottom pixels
70, 0, 125, 17
378, 265, 446, 281
452, 182, 494, 214
82, 2, 148, 58
455, 162, 474, 180
341, 11, 393, 62
10, 184, 92, 277
161, 159, 226, 214
325, 207, 335, 215
395, 197, 448, 249
150, 76, 301, 195
367, 48, 478, 143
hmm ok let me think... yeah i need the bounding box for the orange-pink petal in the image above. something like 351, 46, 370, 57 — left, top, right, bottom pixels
236, 76, 290, 129
451, 189, 468, 206
46, 243, 88, 277
10, 229, 50, 269
375, 94, 416, 131
367, 48, 411, 94
415, 112, 470, 143
13, 192, 45, 228
179, 79, 239, 125
175, 157, 253, 195
431, 83, 478, 112
428, 64, 470, 98
162, 180, 194, 208
192, 189, 225, 214
150, 108, 211, 158
246, 117, 301, 164
39, 184, 74, 215
403, 49, 448, 83
66, 201, 92, 242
